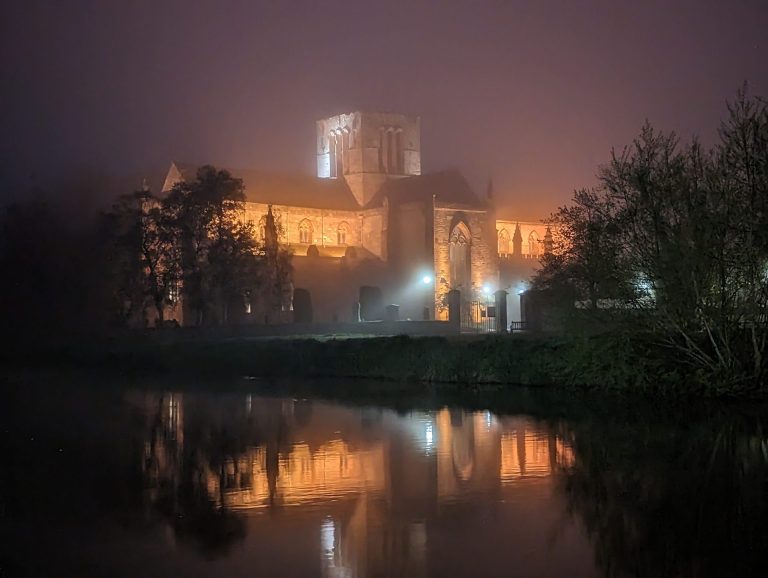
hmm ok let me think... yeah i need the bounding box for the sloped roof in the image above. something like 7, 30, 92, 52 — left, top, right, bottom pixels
164, 162, 361, 211
367, 170, 484, 209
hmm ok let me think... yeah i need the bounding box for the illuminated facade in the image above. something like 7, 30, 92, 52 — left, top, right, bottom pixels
162, 111, 550, 322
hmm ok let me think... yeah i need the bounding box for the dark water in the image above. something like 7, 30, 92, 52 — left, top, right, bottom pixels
2, 374, 768, 578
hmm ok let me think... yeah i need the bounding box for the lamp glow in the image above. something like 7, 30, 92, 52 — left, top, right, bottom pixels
422, 274, 433, 285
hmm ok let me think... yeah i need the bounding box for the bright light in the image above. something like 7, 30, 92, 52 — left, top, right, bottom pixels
422, 274, 433, 285
424, 422, 434, 453
482, 284, 492, 296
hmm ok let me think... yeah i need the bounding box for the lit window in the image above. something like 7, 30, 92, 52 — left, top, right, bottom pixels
167, 281, 179, 303
258, 216, 266, 241
528, 231, 540, 257
337, 221, 349, 245
299, 219, 313, 244
498, 229, 510, 255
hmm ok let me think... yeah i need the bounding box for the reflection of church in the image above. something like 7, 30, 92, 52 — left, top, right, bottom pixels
162, 112, 552, 322
137, 392, 576, 577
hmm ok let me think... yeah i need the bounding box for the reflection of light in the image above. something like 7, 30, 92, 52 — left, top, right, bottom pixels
425, 423, 434, 450
485, 411, 493, 430
320, 517, 335, 558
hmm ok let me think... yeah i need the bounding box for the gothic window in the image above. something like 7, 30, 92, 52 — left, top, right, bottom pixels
449, 222, 471, 293
337, 221, 349, 245
299, 219, 313, 244
335, 132, 344, 178
395, 130, 403, 174
498, 228, 510, 255
528, 230, 540, 257
378, 129, 385, 172
387, 130, 394, 174
342, 130, 350, 174
329, 133, 338, 178
258, 216, 266, 241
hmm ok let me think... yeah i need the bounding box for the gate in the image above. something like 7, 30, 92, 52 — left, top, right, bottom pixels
461, 299, 497, 333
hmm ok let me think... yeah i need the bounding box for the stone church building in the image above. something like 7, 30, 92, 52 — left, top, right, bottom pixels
161, 111, 551, 325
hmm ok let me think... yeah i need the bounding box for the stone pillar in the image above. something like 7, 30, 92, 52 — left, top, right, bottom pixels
448, 289, 461, 330
494, 290, 508, 334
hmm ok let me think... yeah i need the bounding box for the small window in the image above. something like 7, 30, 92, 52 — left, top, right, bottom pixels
337, 221, 350, 245
167, 281, 179, 303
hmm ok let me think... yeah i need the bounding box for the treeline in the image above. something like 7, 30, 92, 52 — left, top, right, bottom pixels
102, 165, 291, 327
0, 166, 291, 339
534, 88, 768, 391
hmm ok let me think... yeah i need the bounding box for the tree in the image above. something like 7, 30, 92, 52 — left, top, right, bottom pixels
532, 89, 768, 387
163, 166, 293, 326
103, 189, 180, 326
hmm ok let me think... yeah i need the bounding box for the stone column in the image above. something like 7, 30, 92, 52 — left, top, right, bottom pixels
448, 289, 461, 331
494, 290, 508, 334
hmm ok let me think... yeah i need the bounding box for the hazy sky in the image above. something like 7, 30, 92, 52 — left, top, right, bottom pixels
2, 0, 766, 216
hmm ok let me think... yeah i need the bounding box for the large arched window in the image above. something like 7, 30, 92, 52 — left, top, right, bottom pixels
298, 219, 313, 244
337, 221, 350, 245
449, 222, 471, 292
498, 228, 510, 255
528, 230, 540, 257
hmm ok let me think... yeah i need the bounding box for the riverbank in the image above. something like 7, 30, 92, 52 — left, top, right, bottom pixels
5, 330, 761, 398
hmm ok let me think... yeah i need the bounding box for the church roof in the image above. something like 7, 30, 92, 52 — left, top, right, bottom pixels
165, 163, 361, 211
368, 170, 484, 209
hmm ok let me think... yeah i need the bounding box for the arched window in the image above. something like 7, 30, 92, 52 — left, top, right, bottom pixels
449, 222, 471, 292
337, 221, 350, 245
298, 219, 313, 244
498, 228, 510, 255
395, 130, 403, 174
329, 133, 337, 178
528, 230, 540, 257
258, 216, 266, 242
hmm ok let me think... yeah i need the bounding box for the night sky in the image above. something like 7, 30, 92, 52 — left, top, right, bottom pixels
2, 0, 766, 217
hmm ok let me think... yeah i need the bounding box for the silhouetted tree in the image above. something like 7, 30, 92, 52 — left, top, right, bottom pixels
103, 190, 181, 326
533, 88, 768, 387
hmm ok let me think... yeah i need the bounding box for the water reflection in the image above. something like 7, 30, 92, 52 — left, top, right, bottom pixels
5, 380, 768, 577
133, 392, 579, 577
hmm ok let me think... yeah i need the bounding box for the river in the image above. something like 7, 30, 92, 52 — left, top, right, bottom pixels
2, 373, 767, 577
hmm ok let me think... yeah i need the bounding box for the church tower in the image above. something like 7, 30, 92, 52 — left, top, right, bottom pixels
316, 112, 421, 207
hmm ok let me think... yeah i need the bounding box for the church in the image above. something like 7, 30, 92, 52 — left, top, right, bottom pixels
161, 111, 552, 325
